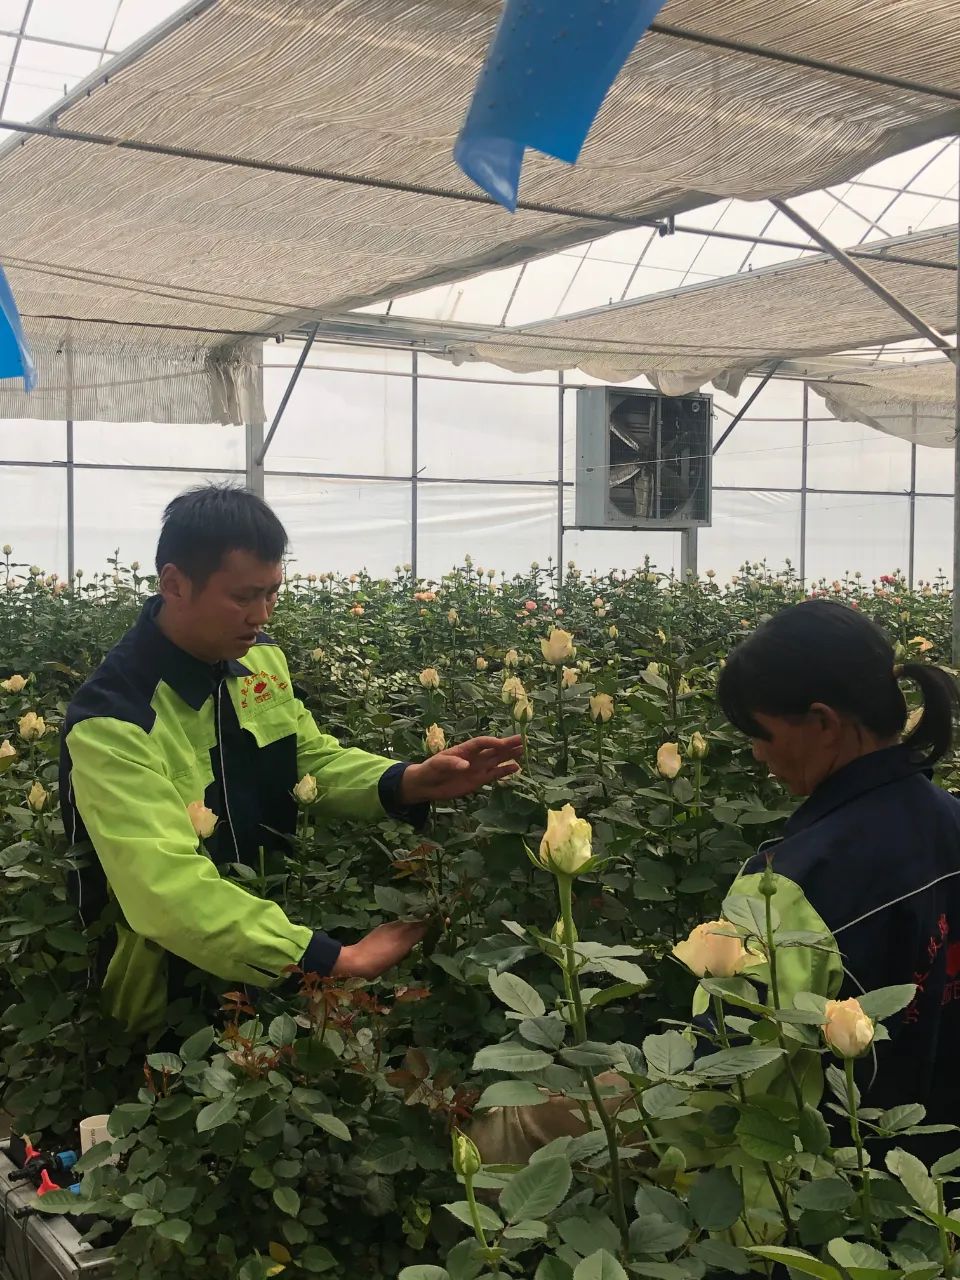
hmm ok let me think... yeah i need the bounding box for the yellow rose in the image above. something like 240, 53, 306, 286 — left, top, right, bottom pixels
657, 629, 667, 644
561, 666, 579, 689
657, 742, 682, 779
186, 800, 218, 840
293, 774, 319, 805
26, 781, 48, 812
0, 739, 15, 758
688, 732, 708, 760
451, 1129, 482, 1178
823, 998, 875, 1058
910, 636, 934, 654
18, 712, 46, 742
419, 667, 441, 690
311, 647, 325, 662
447, 609, 459, 625
673, 920, 752, 978
608, 625, 619, 639
645, 662, 660, 678
1, 545, 10, 555
513, 695, 534, 723
425, 723, 447, 754
1, 674, 27, 693
589, 693, 614, 723
540, 628, 576, 666
476, 657, 488, 672
350, 604, 365, 616
503, 649, 519, 669
501, 676, 526, 704
539, 804, 593, 876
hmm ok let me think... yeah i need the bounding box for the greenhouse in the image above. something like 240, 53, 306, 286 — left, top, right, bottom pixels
2, 3, 960, 1279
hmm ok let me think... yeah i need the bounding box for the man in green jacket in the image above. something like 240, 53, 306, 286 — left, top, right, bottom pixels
61, 485, 522, 1035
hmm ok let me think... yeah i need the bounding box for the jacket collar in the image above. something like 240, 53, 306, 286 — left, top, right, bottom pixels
133, 596, 248, 711
783, 744, 925, 838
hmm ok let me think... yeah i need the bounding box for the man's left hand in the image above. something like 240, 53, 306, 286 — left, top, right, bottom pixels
399, 736, 523, 804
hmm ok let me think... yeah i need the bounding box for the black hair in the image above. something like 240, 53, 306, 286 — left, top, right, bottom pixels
717, 599, 958, 768
155, 484, 288, 585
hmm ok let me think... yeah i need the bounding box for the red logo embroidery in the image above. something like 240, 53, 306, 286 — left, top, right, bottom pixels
254, 681, 267, 694
946, 941, 960, 979
238, 670, 290, 710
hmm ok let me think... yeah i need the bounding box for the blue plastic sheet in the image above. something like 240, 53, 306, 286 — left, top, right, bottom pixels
455, 0, 668, 211
0, 264, 35, 390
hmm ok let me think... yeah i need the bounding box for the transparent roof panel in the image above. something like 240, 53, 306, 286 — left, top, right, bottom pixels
385, 138, 959, 329
0, 0, 186, 122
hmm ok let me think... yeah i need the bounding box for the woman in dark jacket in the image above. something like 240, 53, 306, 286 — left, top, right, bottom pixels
718, 600, 960, 1154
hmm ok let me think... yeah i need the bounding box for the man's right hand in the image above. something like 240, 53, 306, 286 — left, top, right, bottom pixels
331, 920, 427, 980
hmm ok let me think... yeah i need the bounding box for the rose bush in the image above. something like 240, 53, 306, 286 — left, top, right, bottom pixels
0, 551, 956, 1277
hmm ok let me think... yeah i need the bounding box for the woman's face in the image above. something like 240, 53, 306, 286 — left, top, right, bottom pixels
748, 709, 841, 796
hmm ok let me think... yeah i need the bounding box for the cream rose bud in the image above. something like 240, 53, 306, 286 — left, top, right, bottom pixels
350, 604, 365, 616
425, 723, 447, 755
501, 676, 525, 704
561, 666, 579, 689
1, 674, 27, 693
1, 544, 10, 555
26, 781, 48, 812
688, 731, 708, 760
476, 657, 488, 671
823, 998, 875, 1058
0, 740, 15, 758
419, 667, 441, 689
589, 692, 614, 723
293, 774, 319, 805
18, 712, 46, 741
539, 803, 593, 876
186, 800, 218, 840
451, 1129, 482, 1179
312, 647, 325, 661
608, 625, 619, 639
447, 609, 459, 625
673, 920, 751, 978
503, 648, 519, 668
646, 661, 660, 678
657, 742, 682, 779
540, 627, 576, 665
513, 694, 534, 723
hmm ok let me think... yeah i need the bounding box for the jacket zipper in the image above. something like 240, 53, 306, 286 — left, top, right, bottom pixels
216, 678, 241, 863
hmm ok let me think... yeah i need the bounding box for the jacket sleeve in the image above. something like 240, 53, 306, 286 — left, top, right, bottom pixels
67, 716, 319, 987
295, 697, 427, 825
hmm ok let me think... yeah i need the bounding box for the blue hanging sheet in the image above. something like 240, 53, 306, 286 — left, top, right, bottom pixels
454, 0, 667, 211
0, 264, 36, 390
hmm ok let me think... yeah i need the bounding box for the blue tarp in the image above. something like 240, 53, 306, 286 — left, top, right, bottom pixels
454, 0, 667, 211
0, 265, 35, 390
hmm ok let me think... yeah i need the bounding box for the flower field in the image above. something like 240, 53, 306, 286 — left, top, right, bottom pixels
0, 550, 958, 1280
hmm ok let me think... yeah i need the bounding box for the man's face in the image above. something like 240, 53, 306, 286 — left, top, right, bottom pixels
162, 550, 282, 662
748, 709, 838, 797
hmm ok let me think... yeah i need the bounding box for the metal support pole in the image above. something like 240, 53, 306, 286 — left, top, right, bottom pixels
771, 199, 959, 363
953, 142, 960, 661
800, 384, 808, 583
712, 365, 780, 453
65, 419, 75, 583
557, 372, 565, 588
255, 324, 318, 466
411, 351, 419, 579
680, 527, 698, 579
245, 419, 265, 497
908, 429, 917, 589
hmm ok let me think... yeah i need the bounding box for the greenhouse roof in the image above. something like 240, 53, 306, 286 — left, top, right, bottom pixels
0, 0, 958, 424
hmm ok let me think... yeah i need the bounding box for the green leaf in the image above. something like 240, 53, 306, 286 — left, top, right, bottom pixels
628, 1214, 689, 1254
46, 926, 89, 954
642, 1031, 693, 1077
398, 1270, 450, 1280
108, 1101, 153, 1137
477, 1081, 548, 1109
826, 1239, 890, 1271
179, 1026, 215, 1060
445, 1200, 503, 1233
634, 1186, 691, 1227
572, 1250, 628, 1280
273, 1186, 301, 1217
932, 1149, 960, 1176
687, 1167, 744, 1231
886, 1147, 937, 1214
798, 1103, 832, 1155
488, 970, 545, 1018
796, 1179, 856, 1213
879, 1103, 926, 1132
131, 1208, 164, 1227
734, 1104, 796, 1162
163, 1186, 196, 1214
308, 1111, 351, 1142
300, 1245, 338, 1273
691, 1046, 783, 1079
500, 1155, 572, 1222
520, 1016, 567, 1049
858, 984, 917, 1021
156, 1219, 191, 1244
722, 893, 776, 936
196, 1098, 238, 1132
473, 1043, 553, 1073
535, 1260, 574, 1280
146, 1052, 183, 1074
268, 1014, 298, 1047
691, 1241, 750, 1274
503, 1220, 549, 1240
748, 1247, 841, 1280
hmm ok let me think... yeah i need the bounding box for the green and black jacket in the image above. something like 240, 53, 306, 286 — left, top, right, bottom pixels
61, 597, 425, 1033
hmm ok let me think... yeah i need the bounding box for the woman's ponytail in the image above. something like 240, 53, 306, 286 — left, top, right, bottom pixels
899, 662, 960, 768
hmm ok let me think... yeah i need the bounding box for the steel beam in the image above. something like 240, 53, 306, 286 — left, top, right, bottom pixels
557, 373, 565, 586
255, 324, 318, 466
712, 366, 779, 453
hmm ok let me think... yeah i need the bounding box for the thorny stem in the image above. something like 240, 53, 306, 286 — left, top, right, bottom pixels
763, 877, 805, 1112
845, 1056, 878, 1244
559, 875, 630, 1260
555, 666, 569, 775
